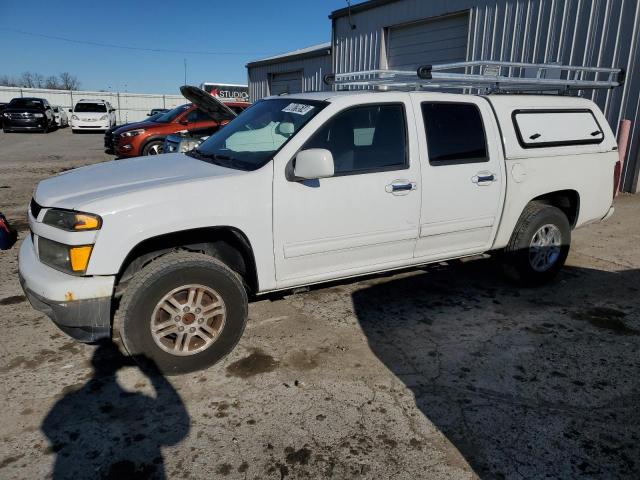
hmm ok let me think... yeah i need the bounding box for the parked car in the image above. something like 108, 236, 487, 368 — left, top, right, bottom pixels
148, 108, 169, 116
163, 87, 248, 154
52, 106, 69, 128
70, 99, 116, 133
104, 111, 165, 154
112, 86, 248, 157
2, 97, 55, 133
18, 88, 618, 374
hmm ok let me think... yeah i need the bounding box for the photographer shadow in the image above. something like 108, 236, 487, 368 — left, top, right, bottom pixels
41, 341, 189, 480
352, 260, 640, 478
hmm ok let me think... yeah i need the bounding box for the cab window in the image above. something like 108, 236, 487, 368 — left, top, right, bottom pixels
303, 104, 408, 175
422, 102, 488, 165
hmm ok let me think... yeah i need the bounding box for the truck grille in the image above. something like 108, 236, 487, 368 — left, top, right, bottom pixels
30, 198, 42, 219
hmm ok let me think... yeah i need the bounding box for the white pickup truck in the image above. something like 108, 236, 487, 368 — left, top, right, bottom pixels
19, 87, 619, 373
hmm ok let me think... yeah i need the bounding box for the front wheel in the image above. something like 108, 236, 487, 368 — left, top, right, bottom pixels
500, 203, 571, 286
142, 140, 164, 156
115, 251, 248, 374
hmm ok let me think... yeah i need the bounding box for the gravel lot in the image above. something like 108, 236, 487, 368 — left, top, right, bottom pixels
1, 128, 639, 479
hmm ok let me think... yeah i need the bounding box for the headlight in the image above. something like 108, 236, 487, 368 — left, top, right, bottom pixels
121, 128, 145, 138
100, 115, 108, 120
71, 115, 79, 120
42, 209, 102, 231
180, 139, 204, 153
2, 112, 8, 117
34, 113, 44, 118
39, 237, 93, 274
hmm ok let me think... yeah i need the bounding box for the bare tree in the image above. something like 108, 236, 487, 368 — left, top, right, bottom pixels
0, 75, 19, 87
33, 73, 45, 88
45, 75, 59, 89
20, 71, 35, 88
59, 72, 80, 90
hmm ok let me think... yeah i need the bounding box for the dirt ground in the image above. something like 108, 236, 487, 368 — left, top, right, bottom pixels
1, 128, 639, 479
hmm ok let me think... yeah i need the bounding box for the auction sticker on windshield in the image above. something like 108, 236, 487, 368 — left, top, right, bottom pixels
282, 103, 315, 115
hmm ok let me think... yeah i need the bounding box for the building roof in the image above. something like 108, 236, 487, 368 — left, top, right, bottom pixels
329, 0, 399, 19
246, 42, 331, 68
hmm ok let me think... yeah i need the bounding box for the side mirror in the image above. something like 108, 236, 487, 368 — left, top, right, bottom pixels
294, 149, 334, 180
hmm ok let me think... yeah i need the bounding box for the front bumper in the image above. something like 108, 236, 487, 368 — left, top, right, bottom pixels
18, 237, 115, 342
71, 121, 110, 131
4, 119, 46, 131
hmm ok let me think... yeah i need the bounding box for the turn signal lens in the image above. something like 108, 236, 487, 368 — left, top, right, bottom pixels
69, 246, 93, 272
74, 214, 100, 230
42, 209, 102, 231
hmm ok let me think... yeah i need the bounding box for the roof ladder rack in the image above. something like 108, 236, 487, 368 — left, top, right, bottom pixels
324, 61, 624, 94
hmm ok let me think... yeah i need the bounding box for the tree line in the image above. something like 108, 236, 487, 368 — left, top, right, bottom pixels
0, 72, 81, 90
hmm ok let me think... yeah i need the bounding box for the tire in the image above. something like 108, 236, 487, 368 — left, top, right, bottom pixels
115, 251, 248, 375
500, 202, 571, 286
142, 140, 164, 156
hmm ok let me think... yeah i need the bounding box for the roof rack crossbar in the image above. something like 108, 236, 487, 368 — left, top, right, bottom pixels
326, 60, 623, 93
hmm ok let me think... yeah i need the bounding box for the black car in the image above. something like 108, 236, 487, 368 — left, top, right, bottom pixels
103, 111, 165, 154
0, 103, 7, 128
2, 97, 55, 133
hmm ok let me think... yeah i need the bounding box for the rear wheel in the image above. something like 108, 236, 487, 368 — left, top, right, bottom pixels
115, 251, 248, 374
142, 140, 164, 156
501, 203, 571, 286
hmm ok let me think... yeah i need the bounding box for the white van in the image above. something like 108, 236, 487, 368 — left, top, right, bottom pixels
70, 99, 116, 133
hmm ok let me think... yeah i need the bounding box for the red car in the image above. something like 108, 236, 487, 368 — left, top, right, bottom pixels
113, 88, 249, 157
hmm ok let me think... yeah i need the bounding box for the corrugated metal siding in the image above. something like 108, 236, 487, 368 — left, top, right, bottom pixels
333, 0, 640, 192
247, 53, 332, 102
0, 86, 185, 123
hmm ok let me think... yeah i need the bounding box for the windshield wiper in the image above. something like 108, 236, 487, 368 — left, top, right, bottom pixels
187, 149, 248, 170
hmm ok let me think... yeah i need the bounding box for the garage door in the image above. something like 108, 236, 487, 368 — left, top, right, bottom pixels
270, 71, 303, 96
386, 13, 469, 70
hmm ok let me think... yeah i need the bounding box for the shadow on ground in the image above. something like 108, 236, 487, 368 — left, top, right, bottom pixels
353, 261, 640, 479
41, 342, 189, 480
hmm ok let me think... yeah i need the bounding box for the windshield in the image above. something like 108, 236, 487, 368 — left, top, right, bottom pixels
154, 104, 190, 123
9, 98, 44, 109
188, 98, 326, 171
74, 103, 107, 112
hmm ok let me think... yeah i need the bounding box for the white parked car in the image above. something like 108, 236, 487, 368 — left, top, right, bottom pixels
70, 99, 116, 133
19, 66, 620, 374
52, 106, 68, 128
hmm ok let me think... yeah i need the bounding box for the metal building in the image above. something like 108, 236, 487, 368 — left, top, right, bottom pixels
330, 0, 640, 192
246, 43, 332, 101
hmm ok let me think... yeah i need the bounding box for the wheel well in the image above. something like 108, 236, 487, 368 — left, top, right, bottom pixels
140, 135, 166, 153
115, 227, 258, 295
531, 190, 580, 227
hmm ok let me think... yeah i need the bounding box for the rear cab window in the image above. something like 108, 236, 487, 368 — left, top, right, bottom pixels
512, 109, 604, 148
421, 102, 489, 165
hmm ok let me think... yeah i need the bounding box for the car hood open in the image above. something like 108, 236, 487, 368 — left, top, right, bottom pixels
180, 85, 237, 122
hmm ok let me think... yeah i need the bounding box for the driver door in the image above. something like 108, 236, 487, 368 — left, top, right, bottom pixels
273, 95, 422, 287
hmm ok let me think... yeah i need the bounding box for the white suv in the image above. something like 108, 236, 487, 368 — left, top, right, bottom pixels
19, 89, 618, 374
70, 99, 116, 132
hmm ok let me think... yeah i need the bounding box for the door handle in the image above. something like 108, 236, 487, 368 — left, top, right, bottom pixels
385, 180, 417, 195
471, 172, 496, 186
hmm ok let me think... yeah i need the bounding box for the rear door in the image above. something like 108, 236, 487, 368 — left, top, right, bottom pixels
411, 93, 505, 260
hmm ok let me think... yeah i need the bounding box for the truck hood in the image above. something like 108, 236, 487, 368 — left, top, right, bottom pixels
34, 153, 241, 210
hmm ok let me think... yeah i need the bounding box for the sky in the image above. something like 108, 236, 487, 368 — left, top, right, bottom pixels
0, 0, 352, 94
